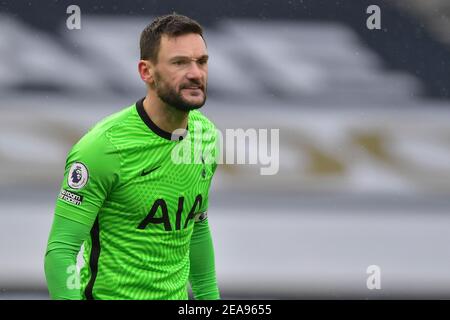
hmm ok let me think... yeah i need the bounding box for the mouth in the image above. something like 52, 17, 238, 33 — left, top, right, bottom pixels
182, 86, 202, 91
181, 86, 204, 98
182, 83, 203, 90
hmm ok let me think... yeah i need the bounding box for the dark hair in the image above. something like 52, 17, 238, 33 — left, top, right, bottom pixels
140, 13, 204, 62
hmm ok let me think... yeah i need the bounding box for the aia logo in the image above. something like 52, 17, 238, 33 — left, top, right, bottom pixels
138, 195, 203, 232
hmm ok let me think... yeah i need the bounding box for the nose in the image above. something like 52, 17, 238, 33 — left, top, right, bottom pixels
185, 62, 203, 81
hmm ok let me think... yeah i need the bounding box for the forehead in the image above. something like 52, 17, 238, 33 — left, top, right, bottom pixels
158, 33, 207, 60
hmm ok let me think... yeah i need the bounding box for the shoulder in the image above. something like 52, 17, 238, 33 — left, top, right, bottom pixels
188, 110, 219, 146
189, 111, 220, 168
66, 105, 137, 168
85, 105, 136, 142
188, 110, 217, 132
73, 105, 136, 152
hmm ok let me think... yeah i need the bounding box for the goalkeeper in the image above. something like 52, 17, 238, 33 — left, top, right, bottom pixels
44, 13, 220, 300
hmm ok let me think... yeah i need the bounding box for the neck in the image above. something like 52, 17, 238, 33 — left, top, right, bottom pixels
143, 92, 188, 134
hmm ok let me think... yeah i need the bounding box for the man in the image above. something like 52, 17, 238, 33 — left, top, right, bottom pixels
44, 13, 220, 300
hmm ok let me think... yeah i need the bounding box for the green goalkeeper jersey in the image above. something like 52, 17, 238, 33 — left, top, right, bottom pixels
54, 98, 219, 299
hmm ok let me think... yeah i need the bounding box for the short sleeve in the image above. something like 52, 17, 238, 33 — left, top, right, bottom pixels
54, 132, 120, 227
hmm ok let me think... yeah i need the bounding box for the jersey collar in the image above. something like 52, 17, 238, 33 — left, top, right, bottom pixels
136, 97, 188, 142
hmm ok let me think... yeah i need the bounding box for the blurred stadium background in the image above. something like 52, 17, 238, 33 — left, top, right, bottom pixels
1, 0, 450, 299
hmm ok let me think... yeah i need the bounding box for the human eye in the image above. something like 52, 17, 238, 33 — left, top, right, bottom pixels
198, 56, 208, 65
173, 59, 188, 66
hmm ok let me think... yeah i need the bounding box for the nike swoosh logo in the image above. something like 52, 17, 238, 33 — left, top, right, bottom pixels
141, 166, 160, 176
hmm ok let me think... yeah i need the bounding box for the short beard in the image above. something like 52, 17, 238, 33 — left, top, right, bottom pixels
154, 71, 207, 112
